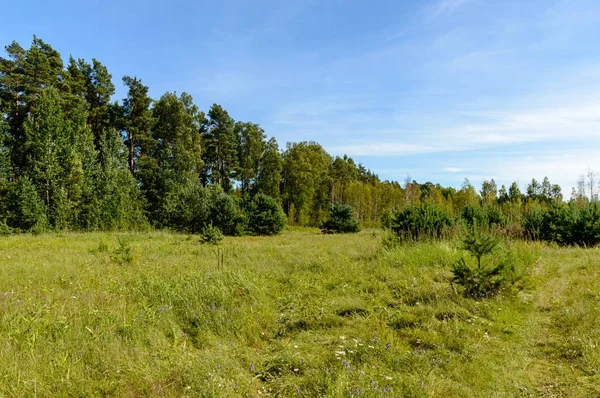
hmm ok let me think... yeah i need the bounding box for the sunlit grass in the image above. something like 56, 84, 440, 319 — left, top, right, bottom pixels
0, 229, 598, 396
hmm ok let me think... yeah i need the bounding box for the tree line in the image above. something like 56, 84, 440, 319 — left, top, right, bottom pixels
0, 36, 405, 233
0, 37, 597, 237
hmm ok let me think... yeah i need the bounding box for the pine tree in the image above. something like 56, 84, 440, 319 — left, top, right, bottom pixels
202, 104, 237, 191
66, 58, 115, 149
122, 76, 153, 175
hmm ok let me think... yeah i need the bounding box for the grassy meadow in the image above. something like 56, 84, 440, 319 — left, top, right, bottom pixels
0, 229, 599, 397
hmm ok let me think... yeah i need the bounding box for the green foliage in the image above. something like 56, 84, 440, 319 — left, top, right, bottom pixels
461, 205, 506, 228
381, 229, 400, 250
110, 239, 139, 265
320, 204, 360, 233
523, 202, 600, 246
523, 206, 545, 240
210, 191, 245, 236
142, 92, 204, 226
0, 219, 13, 235
379, 210, 394, 230
282, 141, 332, 226
391, 203, 453, 240
165, 181, 212, 233
10, 176, 47, 232
254, 137, 283, 201
452, 225, 522, 298
202, 104, 237, 191
200, 224, 224, 245
541, 202, 600, 246
246, 194, 286, 235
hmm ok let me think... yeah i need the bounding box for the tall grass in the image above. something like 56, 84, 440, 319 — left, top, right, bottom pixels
0, 230, 597, 396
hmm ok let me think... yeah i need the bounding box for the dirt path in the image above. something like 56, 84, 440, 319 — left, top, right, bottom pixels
517, 248, 600, 397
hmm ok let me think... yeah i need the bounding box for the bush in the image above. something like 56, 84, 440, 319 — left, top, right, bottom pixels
110, 239, 139, 265
451, 224, 521, 298
320, 205, 360, 233
391, 204, 452, 240
200, 224, 224, 245
461, 205, 506, 228
164, 183, 245, 236
380, 210, 394, 230
573, 202, 600, 246
210, 192, 245, 236
523, 206, 545, 240
166, 181, 212, 233
524, 202, 600, 247
246, 194, 286, 235
0, 220, 13, 236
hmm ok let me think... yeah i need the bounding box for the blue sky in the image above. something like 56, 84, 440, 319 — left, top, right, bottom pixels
2, 0, 600, 194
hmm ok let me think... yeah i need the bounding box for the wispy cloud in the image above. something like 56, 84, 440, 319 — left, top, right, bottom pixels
429, 0, 471, 18
444, 167, 463, 173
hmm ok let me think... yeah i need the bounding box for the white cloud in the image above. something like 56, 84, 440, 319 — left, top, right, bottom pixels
444, 167, 463, 173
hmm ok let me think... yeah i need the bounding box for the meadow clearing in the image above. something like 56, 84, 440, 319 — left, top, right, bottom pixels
0, 229, 599, 397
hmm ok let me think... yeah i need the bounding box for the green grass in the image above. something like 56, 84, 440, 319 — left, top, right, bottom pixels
0, 229, 598, 397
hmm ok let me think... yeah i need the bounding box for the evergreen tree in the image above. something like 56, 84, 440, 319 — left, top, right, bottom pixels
0, 37, 64, 175
66, 58, 115, 149
247, 194, 286, 235
202, 104, 237, 191
121, 76, 153, 175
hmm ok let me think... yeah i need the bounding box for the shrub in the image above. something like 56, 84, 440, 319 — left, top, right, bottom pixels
246, 194, 286, 235
380, 210, 394, 230
451, 224, 521, 298
166, 181, 211, 233
200, 224, 224, 245
320, 205, 360, 233
523, 206, 545, 240
524, 202, 600, 247
0, 220, 12, 235
391, 203, 452, 240
381, 230, 400, 250
210, 192, 245, 236
461, 205, 506, 228
110, 239, 139, 265
573, 202, 600, 246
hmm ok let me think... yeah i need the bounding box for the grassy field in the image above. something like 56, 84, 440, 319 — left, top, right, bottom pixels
0, 229, 599, 397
